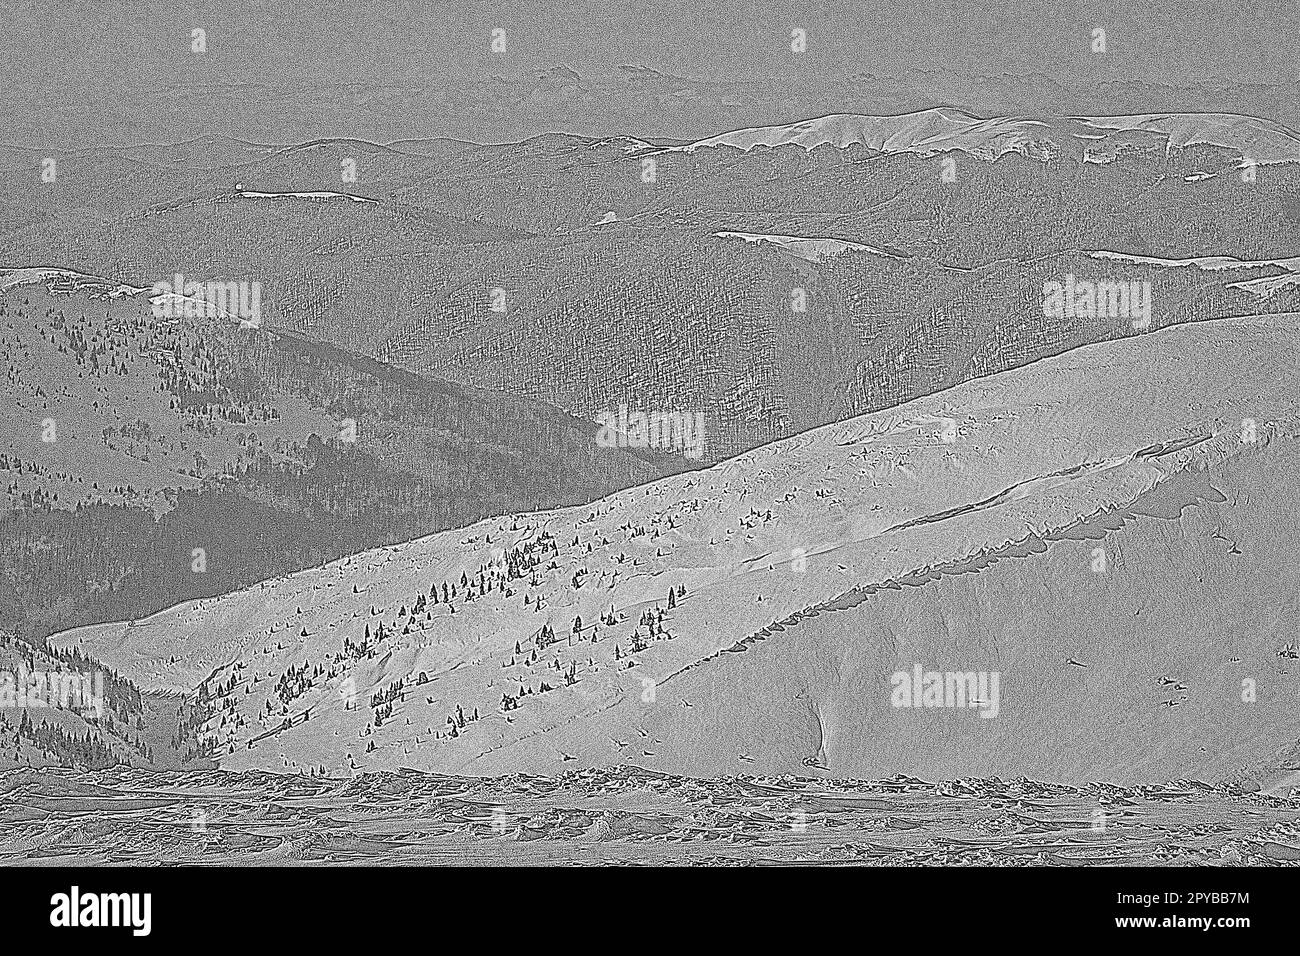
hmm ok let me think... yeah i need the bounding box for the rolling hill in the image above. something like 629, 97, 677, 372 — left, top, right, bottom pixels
0, 275, 688, 643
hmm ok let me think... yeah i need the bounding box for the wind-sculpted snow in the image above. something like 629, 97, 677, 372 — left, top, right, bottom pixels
1, 767, 1298, 865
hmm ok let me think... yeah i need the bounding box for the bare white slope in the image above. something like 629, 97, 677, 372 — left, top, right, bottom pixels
712, 230, 901, 262
50, 313, 1300, 776
234, 188, 378, 203
1087, 251, 1300, 300
674, 109, 1300, 164
0, 267, 145, 297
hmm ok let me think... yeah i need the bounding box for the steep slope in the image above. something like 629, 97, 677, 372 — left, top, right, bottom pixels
49, 311, 1300, 782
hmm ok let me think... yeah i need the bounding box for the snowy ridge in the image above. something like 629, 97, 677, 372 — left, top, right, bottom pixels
712, 231, 903, 263
674, 109, 1300, 165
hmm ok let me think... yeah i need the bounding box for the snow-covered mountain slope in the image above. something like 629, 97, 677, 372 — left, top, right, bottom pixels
49, 312, 1300, 779
674, 109, 1300, 164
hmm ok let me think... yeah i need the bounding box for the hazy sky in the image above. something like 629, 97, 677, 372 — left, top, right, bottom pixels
1, 0, 1295, 146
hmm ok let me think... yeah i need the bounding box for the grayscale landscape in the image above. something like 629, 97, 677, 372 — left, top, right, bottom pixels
2, 1, 1299, 868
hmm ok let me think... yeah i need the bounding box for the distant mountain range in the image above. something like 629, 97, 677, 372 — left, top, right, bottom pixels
676, 109, 1300, 164
3, 1, 1295, 147
1, 110, 1295, 469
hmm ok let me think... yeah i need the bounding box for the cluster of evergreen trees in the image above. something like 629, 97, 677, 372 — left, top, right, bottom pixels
5, 711, 136, 769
